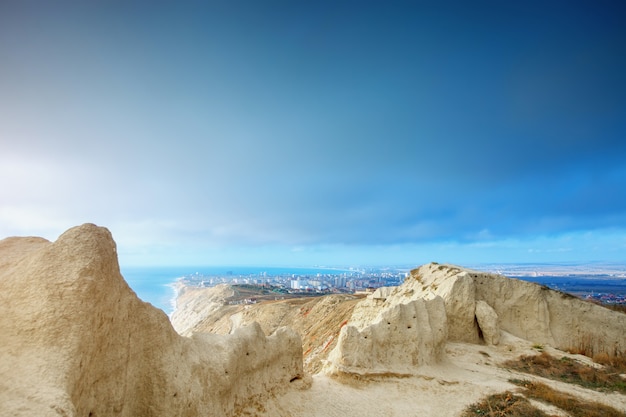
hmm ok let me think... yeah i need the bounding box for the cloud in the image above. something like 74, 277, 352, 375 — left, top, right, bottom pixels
1, 1, 626, 265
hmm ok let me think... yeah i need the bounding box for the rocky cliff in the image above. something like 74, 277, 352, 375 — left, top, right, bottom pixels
0, 224, 303, 417
411, 263, 626, 353
324, 262, 626, 376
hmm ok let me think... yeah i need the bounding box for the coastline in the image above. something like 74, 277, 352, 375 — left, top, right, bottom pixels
165, 278, 185, 319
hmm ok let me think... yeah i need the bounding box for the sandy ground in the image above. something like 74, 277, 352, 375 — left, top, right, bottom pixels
255, 332, 626, 417
172, 278, 626, 417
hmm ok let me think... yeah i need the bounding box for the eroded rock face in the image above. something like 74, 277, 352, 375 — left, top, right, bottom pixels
326, 262, 626, 376
412, 263, 626, 354
0, 224, 302, 417
326, 297, 447, 376
475, 300, 500, 346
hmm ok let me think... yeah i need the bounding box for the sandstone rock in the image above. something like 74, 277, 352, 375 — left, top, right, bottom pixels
431, 271, 480, 343
325, 294, 447, 376
325, 262, 626, 376
474, 300, 500, 345
0, 224, 302, 417
415, 263, 626, 354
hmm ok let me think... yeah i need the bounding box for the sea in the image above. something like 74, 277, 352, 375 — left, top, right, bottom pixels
121, 265, 354, 316
121, 266, 188, 315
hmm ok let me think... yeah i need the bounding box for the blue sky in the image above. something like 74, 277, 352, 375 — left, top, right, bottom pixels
1, 1, 625, 267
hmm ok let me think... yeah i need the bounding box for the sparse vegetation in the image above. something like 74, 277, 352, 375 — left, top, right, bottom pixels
565, 334, 626, 359
510, 380, 626, 417
591, 351, 626, 371
504, 351, 626, 393
463, 380, 626, 417
461, 391, 549, 417
605, 303, 626, 314
563, 335, 626, 381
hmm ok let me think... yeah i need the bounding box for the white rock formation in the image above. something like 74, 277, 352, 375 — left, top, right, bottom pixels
326, 262, 626, 376
0, 224, 303, 417
475, 300, 500, 345
411, 263, 626, 354
326, 297, 447, 376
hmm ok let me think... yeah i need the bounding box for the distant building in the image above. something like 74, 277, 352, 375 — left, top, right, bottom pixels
334, 276, 348, 288
290, 279, 308, 290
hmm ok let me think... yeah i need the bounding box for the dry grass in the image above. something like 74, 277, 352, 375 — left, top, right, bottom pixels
504, 351, 626, 393
565, 336, 626, 373
463, 380, 626, 417
566, 333, 626, 364
510, 380, 626, 417
592, 351, 626, 371
461, 391, 550, 417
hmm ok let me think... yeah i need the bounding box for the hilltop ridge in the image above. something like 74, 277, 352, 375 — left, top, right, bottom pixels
1, 224, 625, 416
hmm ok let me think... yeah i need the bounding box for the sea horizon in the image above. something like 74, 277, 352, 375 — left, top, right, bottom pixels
121, 263, 626, 317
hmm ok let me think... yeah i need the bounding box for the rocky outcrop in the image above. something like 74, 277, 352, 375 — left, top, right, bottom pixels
474, 300, 500, 346
0, 224, 303, 417
409, 263, 626, 353
326, 297, 447, 376
326, 262, 626, 376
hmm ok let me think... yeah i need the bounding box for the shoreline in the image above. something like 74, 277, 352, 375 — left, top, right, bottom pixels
165, 278, 184, 318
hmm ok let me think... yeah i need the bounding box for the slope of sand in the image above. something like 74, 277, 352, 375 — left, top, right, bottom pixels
264, 334, 626, 417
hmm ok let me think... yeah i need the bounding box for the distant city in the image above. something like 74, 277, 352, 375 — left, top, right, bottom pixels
180, 267, 407, 295
179, 263, 626, 306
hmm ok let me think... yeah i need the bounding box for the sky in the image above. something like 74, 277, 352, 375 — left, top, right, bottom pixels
1, 1, 625, 267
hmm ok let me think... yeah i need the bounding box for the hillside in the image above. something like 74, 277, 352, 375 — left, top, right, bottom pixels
1, 224, 625, 416
175, 263, 626, 416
